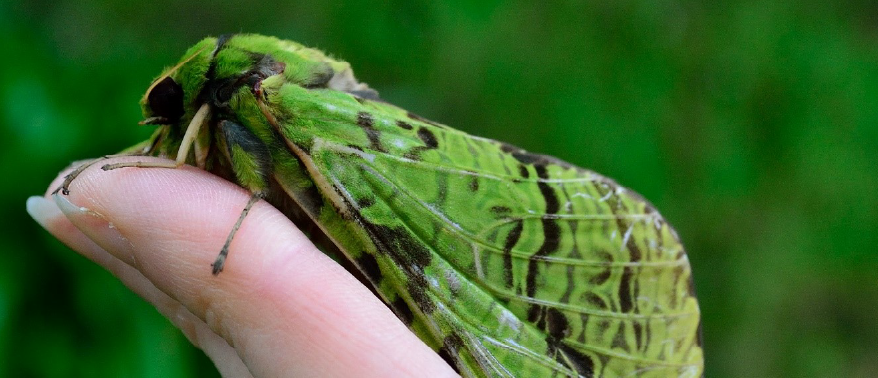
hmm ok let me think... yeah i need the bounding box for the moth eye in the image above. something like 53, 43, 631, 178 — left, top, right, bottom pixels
147, 77, 185, 121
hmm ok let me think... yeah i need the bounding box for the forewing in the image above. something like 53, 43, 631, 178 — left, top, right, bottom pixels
305, 134, 703, 377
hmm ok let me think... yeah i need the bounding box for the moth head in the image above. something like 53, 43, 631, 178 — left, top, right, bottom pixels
142, 77, 185, 125
139, 40, 213, 125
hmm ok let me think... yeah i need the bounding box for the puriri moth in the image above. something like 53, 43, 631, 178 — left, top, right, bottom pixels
58, 34, 703, 377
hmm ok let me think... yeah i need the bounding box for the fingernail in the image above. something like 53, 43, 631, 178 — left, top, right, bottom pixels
52, 194, 137, 266
170, 307, 201, 347
27, 196, 64, 229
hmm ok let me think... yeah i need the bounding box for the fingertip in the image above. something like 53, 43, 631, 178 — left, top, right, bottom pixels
27, 195, 61, 230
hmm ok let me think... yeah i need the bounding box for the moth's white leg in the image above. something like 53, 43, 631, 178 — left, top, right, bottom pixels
103, 104, 211, 171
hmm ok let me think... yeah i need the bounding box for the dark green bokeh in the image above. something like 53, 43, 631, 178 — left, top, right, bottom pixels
3, 1, 876, 377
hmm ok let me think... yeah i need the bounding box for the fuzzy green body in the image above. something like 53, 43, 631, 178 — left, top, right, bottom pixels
137, 35, 702, 377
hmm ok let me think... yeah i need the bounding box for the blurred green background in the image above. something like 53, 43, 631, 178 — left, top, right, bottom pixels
3, 1, 876, 377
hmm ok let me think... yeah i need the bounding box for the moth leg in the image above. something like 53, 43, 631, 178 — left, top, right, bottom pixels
211, 192, 263, 275
53, 154, 138, 195
103, 103, 211, 171
53, 121, 169, 195
210, 119, 273, 274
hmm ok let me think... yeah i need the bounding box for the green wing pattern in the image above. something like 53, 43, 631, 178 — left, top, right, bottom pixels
306, 130, 702, 377
262, 83, 703, 376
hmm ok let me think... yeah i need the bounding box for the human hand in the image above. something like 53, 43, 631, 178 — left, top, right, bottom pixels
27, 156, 458, 378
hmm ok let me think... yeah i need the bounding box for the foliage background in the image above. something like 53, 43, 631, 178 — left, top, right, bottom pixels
2, 1, 876, 377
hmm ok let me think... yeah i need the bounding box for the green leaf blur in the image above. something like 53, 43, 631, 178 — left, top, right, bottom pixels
3, 1, 875, 377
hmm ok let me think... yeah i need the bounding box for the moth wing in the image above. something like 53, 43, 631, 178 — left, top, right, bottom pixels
307, 138, 701, 377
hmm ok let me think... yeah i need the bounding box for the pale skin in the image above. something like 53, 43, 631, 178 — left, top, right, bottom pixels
28, 156, 459, 378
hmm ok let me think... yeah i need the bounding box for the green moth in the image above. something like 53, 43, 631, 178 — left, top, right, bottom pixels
59, 34, 703, 377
